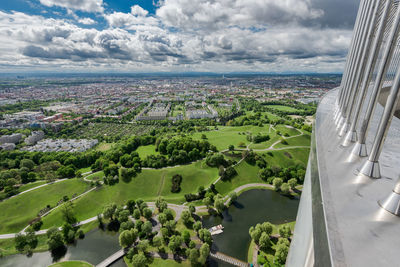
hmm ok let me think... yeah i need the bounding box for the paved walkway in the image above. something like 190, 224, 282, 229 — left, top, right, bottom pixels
210, 251, 249, 267
96, 249, 125, 267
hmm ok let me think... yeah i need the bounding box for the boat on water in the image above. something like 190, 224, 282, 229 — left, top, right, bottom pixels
209, 224, 224, 235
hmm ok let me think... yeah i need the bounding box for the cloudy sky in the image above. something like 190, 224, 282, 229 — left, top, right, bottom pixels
0, 0, 359, 73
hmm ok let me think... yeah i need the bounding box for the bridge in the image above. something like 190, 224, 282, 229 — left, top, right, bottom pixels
210, 251, 250, 267
96, 249, 125, 267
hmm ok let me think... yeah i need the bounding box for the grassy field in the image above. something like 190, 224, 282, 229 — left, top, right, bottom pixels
18, 180, 47, 192
41, 160, 218, 229
0, 234, 48, 256
274, 125, 301, 136
95, 142, 114, 152
48, 261, 93, 267
0, 179, 89, 234
191, 125, 274, 151
215, 160, 266, 195
266, 105, 303, 113
84, 171, 104, 181
215, 148, 310, 196
275, 134, 311, 148
136, 144, 159, 158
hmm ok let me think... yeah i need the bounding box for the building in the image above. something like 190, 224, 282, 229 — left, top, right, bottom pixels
25, 131, 45, 145
0, 133, 22, 144
288, 0, 400, 266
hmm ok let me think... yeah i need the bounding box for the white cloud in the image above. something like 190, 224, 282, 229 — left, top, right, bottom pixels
78, 18, 96, 25
0, 0, 351, 73
156, 0, 324, 30
39, 0, 104, 13
131, 5, 149, 17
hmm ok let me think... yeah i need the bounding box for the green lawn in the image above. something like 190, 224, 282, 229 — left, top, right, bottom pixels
215, 160, 266, 195
215, 148, 310, 196
274, 125, 301, 136
84, 171, 104, 181
191, 125, 274, 151
0, 179, 89, 234
18, 180, 47, 192
248, 134, 280, 150
95, 142, 114, 152
41, 160, 218, 229
136, 144, 159, 158
266, 105, 303, 113
260, 148, 310, 167
48, 261, 93, 267
0, 234, 48, 256
275, 134, 311, 148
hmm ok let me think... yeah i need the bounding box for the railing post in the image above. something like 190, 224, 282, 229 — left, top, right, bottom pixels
359, 53, 400, 178
352, 0, 400, 157
335, 0, 370, 128
342, 0, 391, 146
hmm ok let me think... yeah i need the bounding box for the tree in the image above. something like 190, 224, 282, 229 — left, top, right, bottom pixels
61, 202, 77, 225
143, 208, 153, 220
131, 253, 147, 267
182, 230, 191, 244
261, 222, 273, 235
142, 221, 152, 236
228, 145, 234, 151
259, 232, 271, 251
274, 243, 289, 265
126, 199, 136, 214
155, 196, 167, 212
181, 210, 192, 225
281, 183, 290, 194
133, 209, 141, 220
273, 178, 283, 191
188, 204, 196, 214
198, 229, 212, 244
203, 196, 213, 208
137, 240, 149, 253
279, 225, 291, 238
118, 210, 130, 223
20, 159, 35, 171
214, 196, 225, 213
152, 236, 163, 249
168, 235, 183, 253
288, 178, 297, 189
188, 248, 199, 264
249, 226, 262, 244
119, 230, 134, 248
199, 243, 210, 264
193, 221, 202, 232
158, 213, 167, 225
229, 191, 237, 205
46, 227, 64, 251
14, 233, 27, 252
163, 209, 175, 221
103, 203, 117, 221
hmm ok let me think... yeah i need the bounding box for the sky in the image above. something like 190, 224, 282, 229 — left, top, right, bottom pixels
0, 0, 360, 73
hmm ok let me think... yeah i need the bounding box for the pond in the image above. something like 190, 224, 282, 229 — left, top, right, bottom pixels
203, 189, 299, 265
0, 228, 125, 267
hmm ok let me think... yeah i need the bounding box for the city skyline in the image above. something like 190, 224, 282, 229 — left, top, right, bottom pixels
0, 0, 359, 73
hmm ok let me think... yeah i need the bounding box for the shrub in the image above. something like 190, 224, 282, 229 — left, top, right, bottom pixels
171, 174, 182, 193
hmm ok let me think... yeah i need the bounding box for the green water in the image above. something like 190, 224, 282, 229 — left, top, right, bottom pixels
203, 189, 299, 265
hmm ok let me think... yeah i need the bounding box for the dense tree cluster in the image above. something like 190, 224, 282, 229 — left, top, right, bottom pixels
249, 221, 292, 265
258, 163, 306, 185
0, 150, 102, 199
